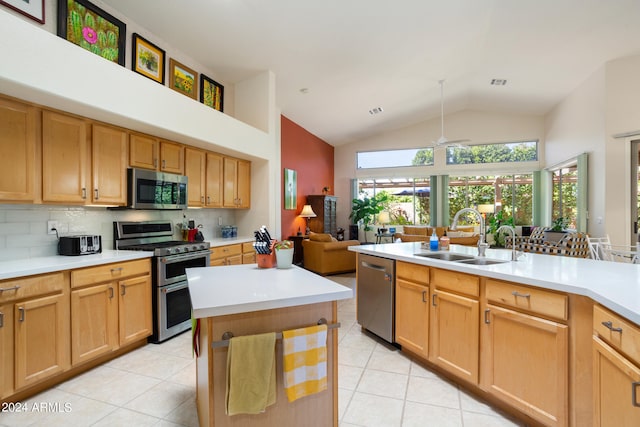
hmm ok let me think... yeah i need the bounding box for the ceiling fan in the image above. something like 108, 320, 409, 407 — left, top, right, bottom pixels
430, 79, 470, 149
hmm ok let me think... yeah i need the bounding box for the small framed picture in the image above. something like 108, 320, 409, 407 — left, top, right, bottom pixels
0, 0, 44, 23
132, 33, 165, 84
57, 0, 126, 66
169, 58, 198, 99
200, 74, 224, 112
284, 168, 297, 210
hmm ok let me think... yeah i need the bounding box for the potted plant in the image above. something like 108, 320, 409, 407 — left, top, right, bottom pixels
274, 240, 294, 269
487, 210, 515, 247
349, 193, 389, 243
544, 217, 569, 243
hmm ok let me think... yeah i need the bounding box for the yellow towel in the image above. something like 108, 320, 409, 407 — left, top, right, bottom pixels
282, 324, 328, 402
225, 332, 276, 415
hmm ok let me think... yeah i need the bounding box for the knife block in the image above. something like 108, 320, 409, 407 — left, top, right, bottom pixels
256, 241, 276, 268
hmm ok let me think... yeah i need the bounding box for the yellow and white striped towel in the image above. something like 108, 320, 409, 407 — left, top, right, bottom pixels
282, 324, 328, 402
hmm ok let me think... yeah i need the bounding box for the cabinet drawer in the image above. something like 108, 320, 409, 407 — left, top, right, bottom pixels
431, 268, 478, 297
0, 272, 66, 303
242, 242, 255, 253
485, 279, 568, 321
593, 305, 640, 363
71, 259, 150, 288
397, 261, 429, 285
210, 244, 242, 260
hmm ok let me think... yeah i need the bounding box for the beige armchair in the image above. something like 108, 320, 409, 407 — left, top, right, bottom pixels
302, 233, 360, 275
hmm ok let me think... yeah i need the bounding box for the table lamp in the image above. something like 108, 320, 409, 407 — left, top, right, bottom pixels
378, 211, 391, 233
477, 204, 495, 219
299, 204, 317, 235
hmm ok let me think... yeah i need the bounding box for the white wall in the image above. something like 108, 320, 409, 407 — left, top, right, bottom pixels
544, 66, 607, 238
334, 110, 545, 229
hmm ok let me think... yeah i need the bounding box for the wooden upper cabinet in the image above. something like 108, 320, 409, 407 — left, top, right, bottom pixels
206, 152, 223, 207
0, 97, 37, 202
237, 159, 251, 208
42, 111, 89, 204
91, 124, 127, 205
159, 140, 184, 174
129, 132, 159, 170
223, 157, 251, 208
185, 147, 206, 207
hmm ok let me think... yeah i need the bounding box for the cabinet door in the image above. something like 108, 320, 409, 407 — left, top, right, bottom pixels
206, 152, 223, 207
223, 157, 238, 207
42, 111, 88, 203
236, 159, 251, 208
130, 133, 159, 170
118, 275, 152, 346
429, 288, 479, 383
185, 147, 206, 207
482, 304, 568, 427
593, 336, 640, 427
71, 283, 118, 365
395, 279, 428, 358
160, 140, 184, 174
14, 293, 70, 389
92, 124, 127, 205
0, 303, 13, 399
0, 97, 37, 202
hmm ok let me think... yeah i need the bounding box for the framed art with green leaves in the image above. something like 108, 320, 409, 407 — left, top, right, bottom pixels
169, 59, 198, 99
132, 33, 165, 84
200, 74, 224, 112
57, 0, 126, 66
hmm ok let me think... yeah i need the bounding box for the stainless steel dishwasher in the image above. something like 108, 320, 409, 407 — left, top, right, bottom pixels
357, 253, 395, 343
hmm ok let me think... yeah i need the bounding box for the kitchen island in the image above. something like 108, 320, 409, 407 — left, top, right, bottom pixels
349, 242, 640, 427
186, 264, 352, 427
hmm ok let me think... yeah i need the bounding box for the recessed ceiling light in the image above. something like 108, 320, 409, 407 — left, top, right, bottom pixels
299, 88, 309, 94
369, 107, 384, 115
490, 79, 507, 86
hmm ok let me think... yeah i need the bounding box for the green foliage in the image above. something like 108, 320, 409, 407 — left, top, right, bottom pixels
550, 217, 569, 232
446, 142, 537, 165
412, 149, 434, 166
66, 1, 120, 64
349, 192, 389, 241
274, 240, 293, 250
488, 210, 515, 247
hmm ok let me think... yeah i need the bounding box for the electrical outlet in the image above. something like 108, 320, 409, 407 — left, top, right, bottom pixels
47, 220, 58, 235
218, 217, 223, 226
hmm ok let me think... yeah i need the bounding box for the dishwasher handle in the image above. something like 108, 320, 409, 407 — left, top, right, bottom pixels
361, 261, 393, 282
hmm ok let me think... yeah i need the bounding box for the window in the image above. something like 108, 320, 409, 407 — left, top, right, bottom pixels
446, 141, 538, 165
357, 178, 430, 224
357, 148, 434, 169
552, 164, 578, 230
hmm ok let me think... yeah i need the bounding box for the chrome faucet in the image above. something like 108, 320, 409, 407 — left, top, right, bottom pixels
496, 225, 522, 261
451, 208, 489, 257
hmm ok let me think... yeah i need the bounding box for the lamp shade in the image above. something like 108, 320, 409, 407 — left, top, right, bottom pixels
299, 204, 317, 218
378, 211, 391, 224
477, 204, 495, 214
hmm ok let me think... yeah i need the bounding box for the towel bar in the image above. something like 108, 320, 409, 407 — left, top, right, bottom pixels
211, 318, 340, 349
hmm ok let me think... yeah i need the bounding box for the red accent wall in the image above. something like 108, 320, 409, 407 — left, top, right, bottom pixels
280, 115, 334, 239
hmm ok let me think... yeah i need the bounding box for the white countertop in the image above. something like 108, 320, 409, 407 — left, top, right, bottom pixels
349, 242, 640, 325
208, 236, 254, 247
186, 264, 353, 318
0, 250, 154, 280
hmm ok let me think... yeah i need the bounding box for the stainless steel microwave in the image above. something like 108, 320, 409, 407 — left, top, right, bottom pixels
127, 168, 188, 210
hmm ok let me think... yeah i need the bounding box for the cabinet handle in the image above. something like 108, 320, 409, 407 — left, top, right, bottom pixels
162, 159, 166, 169
18, 307, 25, 322
111, 267, 123, 274
207, 196, 211, 204
201, 196, 205, 204
82, 188, 87, 199
121, 285, 126, 296
484, 309, 491, 324
432, 293, 437, 306
94, 188, 99, 200
633, 382, 640, 407
422, 290, 427, 303
0, 285, 20, 292
153, 158, 158, 168
0, 312, 3, 328
511, 291, 530, 299
109, 287, 114, 299
601, 321, 623, 333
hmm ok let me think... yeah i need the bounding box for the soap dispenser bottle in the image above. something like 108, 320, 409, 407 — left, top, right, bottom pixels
429, 229, 439, 251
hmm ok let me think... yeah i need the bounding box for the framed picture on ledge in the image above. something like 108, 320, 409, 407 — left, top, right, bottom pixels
200, 74, 224, 112
169, 58, 198, 99
0, 0, 44, 24
132, 33, 165, 84
57, 0, 126, 66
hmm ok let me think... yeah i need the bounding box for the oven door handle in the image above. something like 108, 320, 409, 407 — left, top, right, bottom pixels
162, 281, 189, 294
159, 251, 210, 264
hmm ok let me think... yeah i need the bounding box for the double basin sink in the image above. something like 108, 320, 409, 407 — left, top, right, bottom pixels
414, 252, 508, 265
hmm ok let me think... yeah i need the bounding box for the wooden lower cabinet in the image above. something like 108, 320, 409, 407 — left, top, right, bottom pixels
481, 304, 568, 427
592, 336, 640, 427
118, 275, 152, 346
71, 283, 118, 365
429, 288, 479, 383
14, 293, 70, 390
0, 303, 13, 399
242, 242, 256, 264
210, 244, 243, 266
395, 262, 429, 358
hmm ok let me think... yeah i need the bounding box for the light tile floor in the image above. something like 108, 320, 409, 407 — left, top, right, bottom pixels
0, 273, 524, 427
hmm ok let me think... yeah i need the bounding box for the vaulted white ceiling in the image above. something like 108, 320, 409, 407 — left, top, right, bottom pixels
101, 0, 640, 146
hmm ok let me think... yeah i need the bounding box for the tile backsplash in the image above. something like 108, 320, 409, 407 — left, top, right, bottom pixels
0, 205, 236, 262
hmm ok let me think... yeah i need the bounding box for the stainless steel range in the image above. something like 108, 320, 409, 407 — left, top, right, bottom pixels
114, 220, 210, 343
